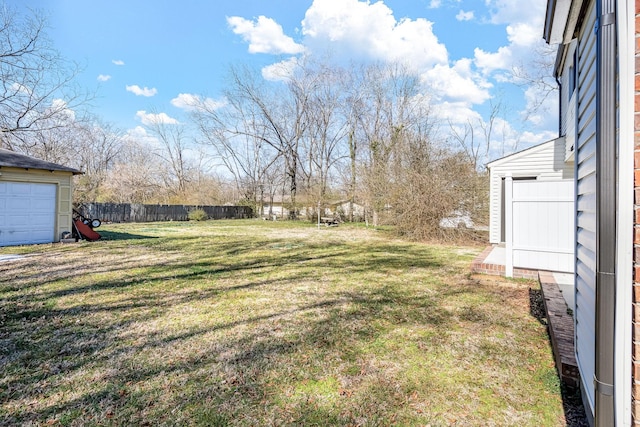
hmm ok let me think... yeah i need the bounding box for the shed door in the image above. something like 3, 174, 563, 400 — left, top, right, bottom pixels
510, 180, 575, 272
0, 181, 57, 246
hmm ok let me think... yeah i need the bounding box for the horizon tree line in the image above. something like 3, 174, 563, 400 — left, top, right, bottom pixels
0, 5, 558, 239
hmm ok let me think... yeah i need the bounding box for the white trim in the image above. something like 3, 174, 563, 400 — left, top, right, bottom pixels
615, 0, 634, 424
546, 0, 573, 43
505, 174, 514, 277
563, 0, 587, 44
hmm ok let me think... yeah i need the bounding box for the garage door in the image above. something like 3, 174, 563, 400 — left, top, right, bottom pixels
0, 182, 57, 246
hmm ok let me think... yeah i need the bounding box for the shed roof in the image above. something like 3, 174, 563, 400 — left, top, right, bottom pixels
486, 138, 562, 169
0, 148, 82, 174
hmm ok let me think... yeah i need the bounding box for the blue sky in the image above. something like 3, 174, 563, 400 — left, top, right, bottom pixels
11, 0, 557, 158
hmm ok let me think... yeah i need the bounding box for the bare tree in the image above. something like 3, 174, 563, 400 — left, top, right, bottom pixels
101, 139, 165, 204
192, 64, 309, 218
73, 120, 124, 202
0, 5, 89, 149
142, 113, 194, 201
447, 98, 514, 169
299, 63, 349, 218
355, 63, 421, 226
448, 118, 480, 168
512, 43, 558, 122
190, 69, 282, 216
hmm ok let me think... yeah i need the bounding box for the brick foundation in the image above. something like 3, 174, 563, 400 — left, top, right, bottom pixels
539, 271, 580, 389
470, 246, 539, 280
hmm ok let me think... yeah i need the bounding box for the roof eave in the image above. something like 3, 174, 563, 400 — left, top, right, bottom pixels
545, 0, 587, 46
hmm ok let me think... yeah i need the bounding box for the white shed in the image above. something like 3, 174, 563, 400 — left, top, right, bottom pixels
487, 138, 575, 273
0, 149, 81, 246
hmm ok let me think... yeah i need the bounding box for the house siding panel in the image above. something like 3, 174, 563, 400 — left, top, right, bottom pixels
573, 0, 597, 415
577, 152, 596, 180
576, 227, 596, 249
577, 191, 596, 211
576, 182, 596, 203
578, 108, 597, 148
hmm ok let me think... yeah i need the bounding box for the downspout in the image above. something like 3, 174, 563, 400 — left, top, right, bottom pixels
593, 0, 617, 425
555, 76, 562, 136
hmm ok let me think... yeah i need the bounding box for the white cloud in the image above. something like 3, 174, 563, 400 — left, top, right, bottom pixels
485, 0, 545, 27
506, 23, 539, 47
456, 10, 474, 21
126, 85, 158, 97
227, 16, 304, 55
297, 0, 491, 114
487, 117, 519, 153
11, 82, 31, 95
124, 126, 159, 145
262, 57, 300, 81
439, 101, 483, 122
135, 110, 179, 126
521, 85, 559, 128
97, 74, 111, 82
429, 0, 462, 9
518, 129, 558, 148
171, 93, 227, 111
474, 46, 512, 74
472, 1, 550, 78
225, 0, 558, 159
424, 59, 492, 105
112, 59, 125, 66
301, 0, 448, 69
50, 98, 76, 121
124, 126, 161, 150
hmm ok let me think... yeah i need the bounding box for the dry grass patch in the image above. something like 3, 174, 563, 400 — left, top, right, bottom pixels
0, 220, 564, 426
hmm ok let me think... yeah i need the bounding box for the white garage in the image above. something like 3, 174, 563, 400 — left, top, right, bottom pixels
0, 149, 81, 246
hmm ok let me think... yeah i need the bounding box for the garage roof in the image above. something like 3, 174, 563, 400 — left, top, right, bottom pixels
0, 148, 82, 174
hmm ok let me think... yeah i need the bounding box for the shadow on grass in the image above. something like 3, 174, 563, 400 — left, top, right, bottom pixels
97, 230, 158, 241
0, 229, 557, 425
1, 280, 453, 424
2, 236, 446, 298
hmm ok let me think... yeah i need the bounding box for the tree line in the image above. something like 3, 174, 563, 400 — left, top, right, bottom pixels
0, 5, 490, 240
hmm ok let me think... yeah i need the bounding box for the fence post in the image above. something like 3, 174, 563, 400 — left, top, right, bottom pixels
505, 173, 514, 278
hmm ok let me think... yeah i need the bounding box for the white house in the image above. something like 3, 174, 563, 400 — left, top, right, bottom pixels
544, 0, 636, 424
487, 138, 575, 273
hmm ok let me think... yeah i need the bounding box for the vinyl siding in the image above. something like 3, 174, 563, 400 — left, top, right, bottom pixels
573, 0, 597, 414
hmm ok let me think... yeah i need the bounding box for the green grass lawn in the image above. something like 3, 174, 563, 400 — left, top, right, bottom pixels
0, 220, 564, 426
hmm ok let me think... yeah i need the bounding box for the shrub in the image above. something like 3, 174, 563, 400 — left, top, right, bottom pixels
188, 209, 208, 221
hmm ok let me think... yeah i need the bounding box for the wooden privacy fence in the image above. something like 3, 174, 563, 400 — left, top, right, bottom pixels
77, 203, 253, 223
